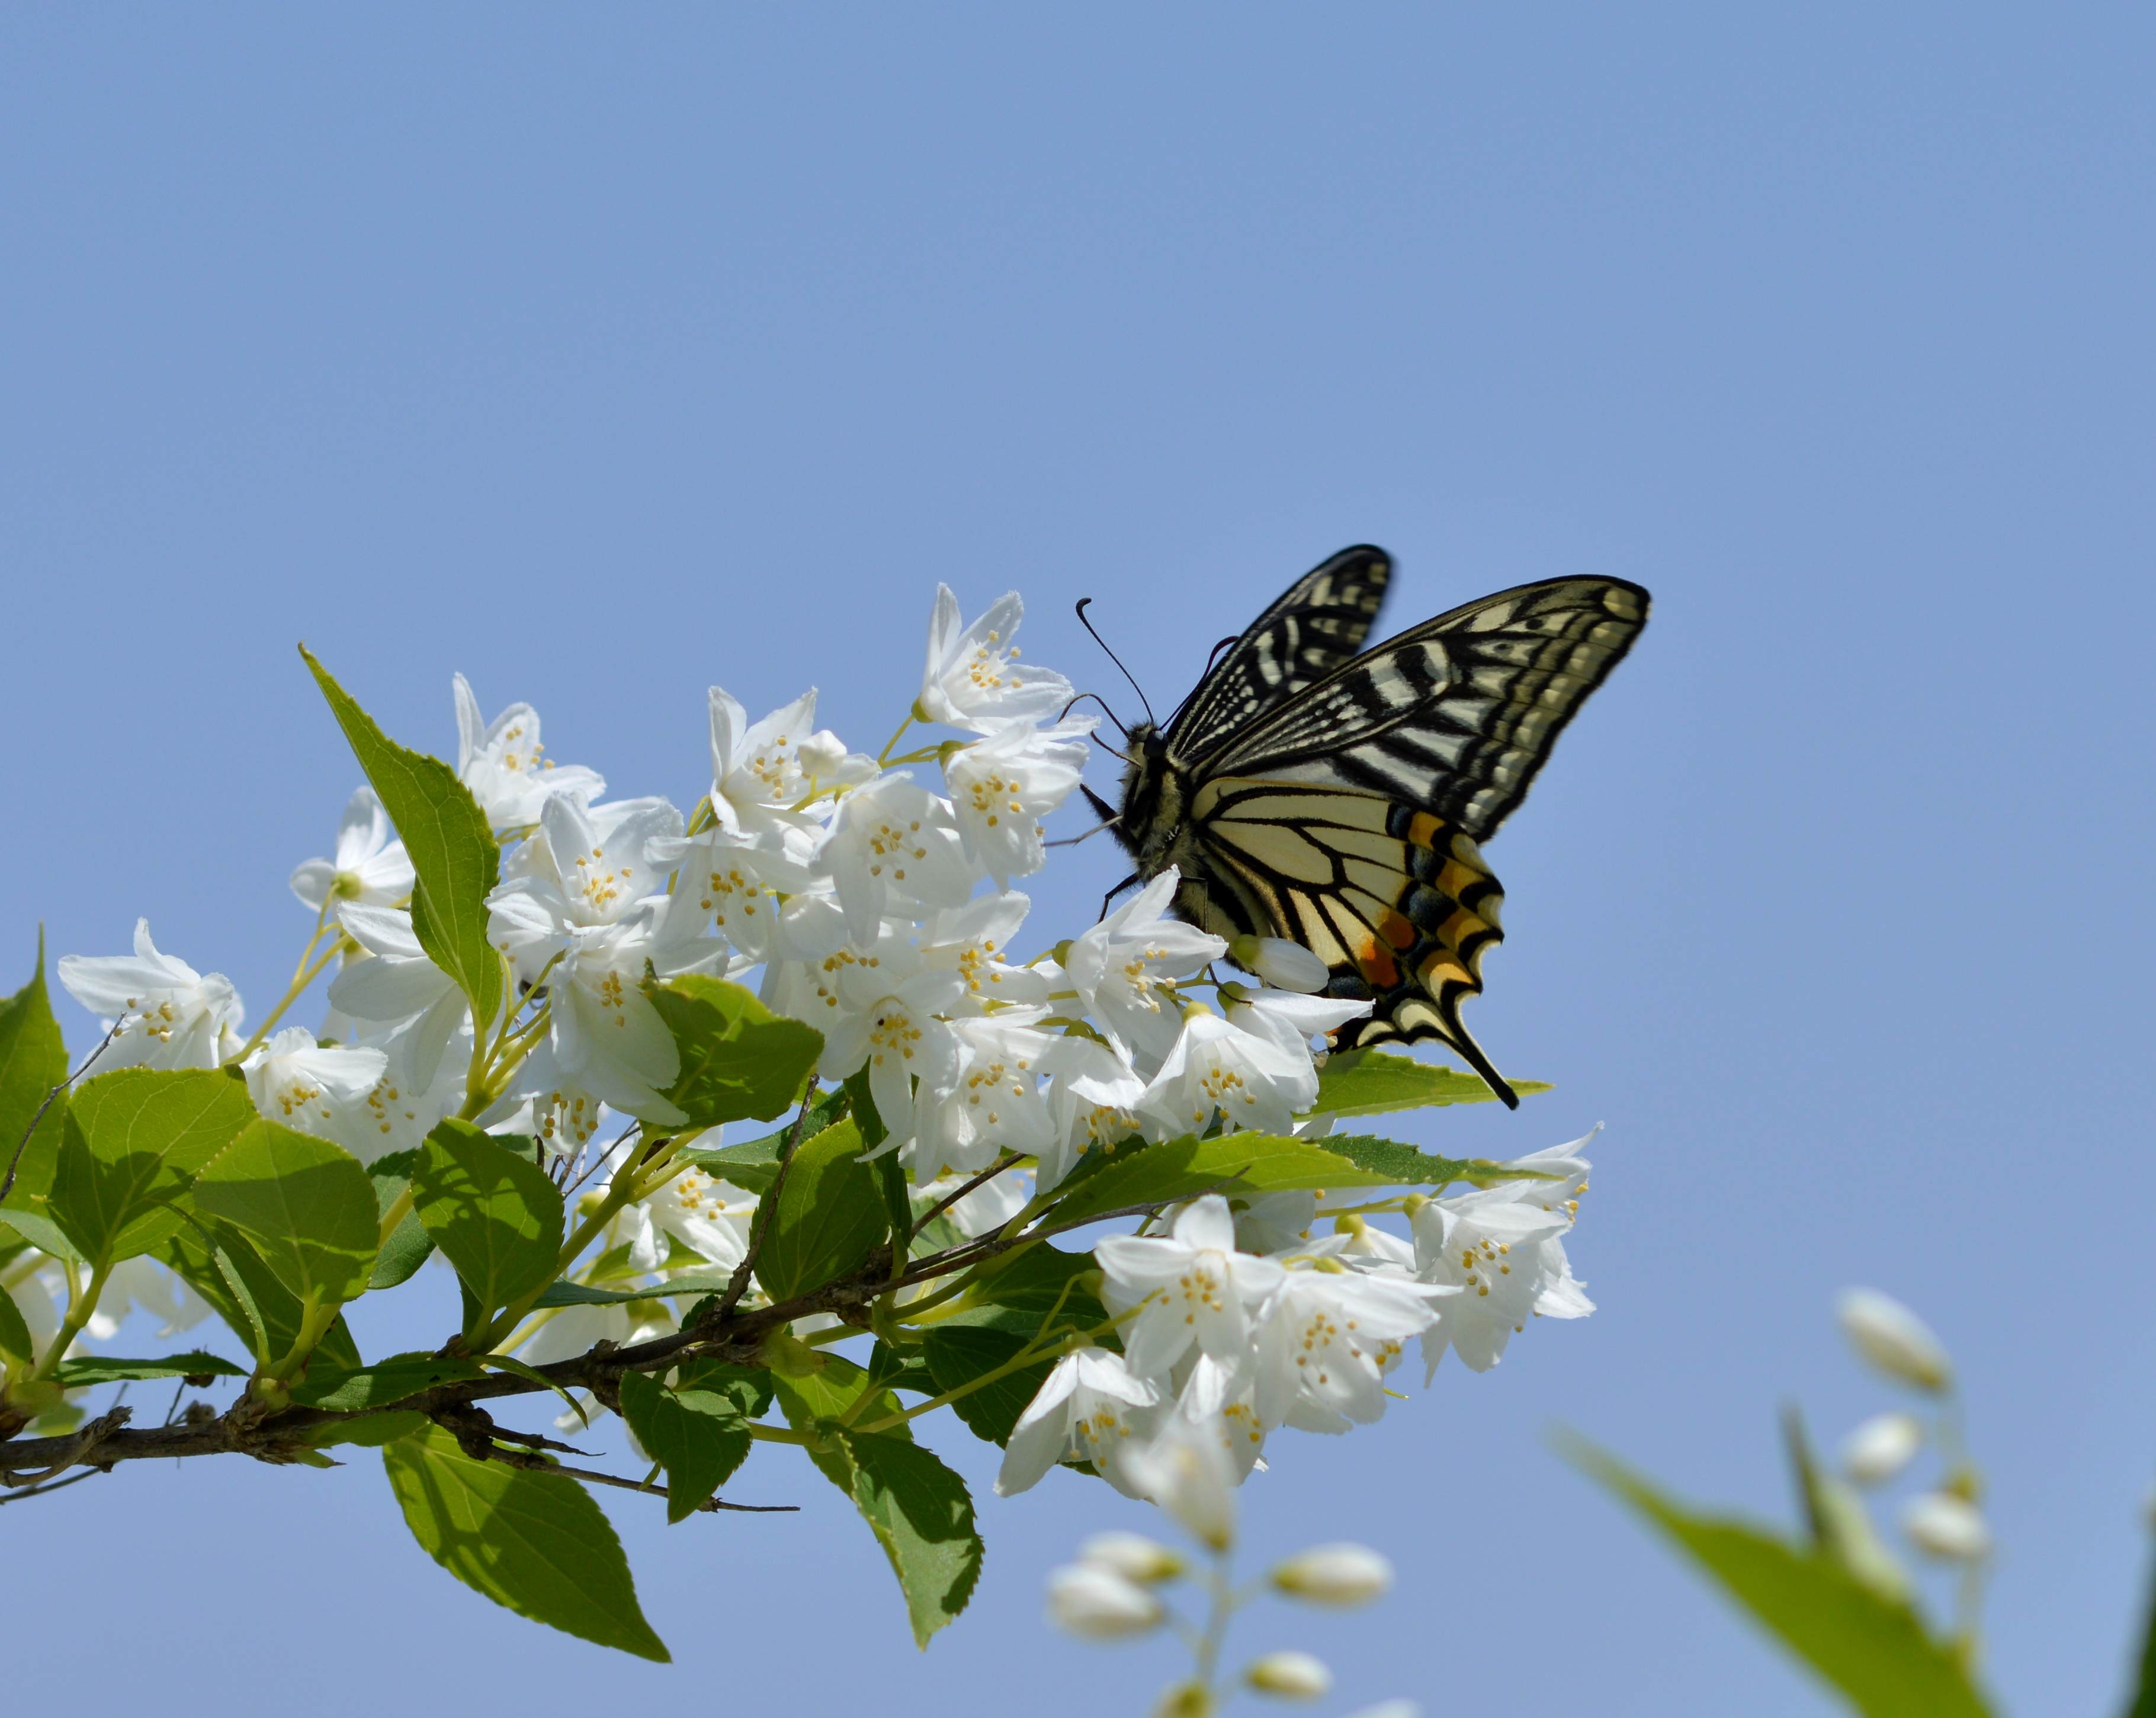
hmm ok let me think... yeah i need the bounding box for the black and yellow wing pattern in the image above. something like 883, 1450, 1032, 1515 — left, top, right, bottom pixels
1121, 552, 1648, 1108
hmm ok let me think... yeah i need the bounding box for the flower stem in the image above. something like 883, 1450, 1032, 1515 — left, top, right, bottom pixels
230, 941, 344, 1063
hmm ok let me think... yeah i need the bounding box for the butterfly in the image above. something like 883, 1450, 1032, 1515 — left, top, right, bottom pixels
1086, 545, 1649, 1108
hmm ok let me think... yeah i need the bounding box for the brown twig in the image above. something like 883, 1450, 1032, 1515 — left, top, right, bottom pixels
910, 1153, 1023, 1240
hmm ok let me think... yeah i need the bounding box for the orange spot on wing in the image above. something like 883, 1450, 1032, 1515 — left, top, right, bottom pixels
1357, 934, 1401, 989
1378, 909, 1417, 951
1407, 813, 1443, 848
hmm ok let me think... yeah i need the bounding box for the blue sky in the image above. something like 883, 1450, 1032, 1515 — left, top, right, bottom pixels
3, 8, 2151, 1715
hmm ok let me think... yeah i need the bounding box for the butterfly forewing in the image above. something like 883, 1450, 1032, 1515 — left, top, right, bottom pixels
1165, 546, 1394, 761
1202, 576, 1648, 841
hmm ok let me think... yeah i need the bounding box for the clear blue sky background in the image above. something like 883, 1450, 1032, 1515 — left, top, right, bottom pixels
4, 8, 2151, 1716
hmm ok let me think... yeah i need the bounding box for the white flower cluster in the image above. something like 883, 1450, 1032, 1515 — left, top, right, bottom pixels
35, 581, 1601, 1501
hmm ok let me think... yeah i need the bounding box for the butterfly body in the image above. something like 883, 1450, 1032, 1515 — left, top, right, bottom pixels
1101, 546, 1648, 1109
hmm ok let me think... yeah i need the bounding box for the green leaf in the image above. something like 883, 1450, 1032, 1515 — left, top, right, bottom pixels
53, 1350, 245, 1386
1045, 1133, 1393, 1231
1565, 1437, 1994, 1718
48, 1068, 256, 1262
921, 1325, 1053, 1446
411, 1118, 564, 1324
305, 1409, 426, 1448
1316, 1047, 1549, 1116
647, 975, 823, 1127
383, 1424, 669, 1661
1785, 1408, 1913, 1603
1314, 1134, 1494, 1190
158, 1218, 363, 1374
939, 1242, 1109, 1342
301, 646, 502, 1029
0, 1281, 35, 1365
292, 1352, 485, 1411
673, 1358, 774, 1418
680, 1087, 848, 1194
2122, 1544, 2156, 1718
531, 1275, 732, 1309
618, 1370, 754, 1523
830, 1429, 984, 1648
192, 1120, 380, 1307
774, 1352, 906, 1447
0, 935, 69, 1227
368, 1149, 434, 1290
755, 1118, 888, 1302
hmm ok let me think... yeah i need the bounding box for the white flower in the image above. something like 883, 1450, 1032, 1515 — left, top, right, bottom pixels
453, 674, 605, 829
1219, 985, 1371, 1062
515, 1297, 673, 1369
1095, 1195, 1284, 1381
914, 892, 1052, 1013
1172, 1352, 1269, 1480
943, 719, 1092, 889
916, 585, 1073, 732
1125, 1415, 1240, 1553
1137, 1008, 1318, 1140
819, 775, 976, 945
614, 1162, 758, 1273
812, 936, 965, 1153
1064, 869, 1227, 1063
288, 787, 415, 914
1079, 1531, 1185, 1584
1232, 1191, 1321, 1256
495, 794, 684, 948
912, 1166, 1034, 1238
653, 824, 842, 967
1269, 1543, 1394, 1607
1041, 1036, 1147, 1190
1227, 935, 1331, 994
1902, 1493, 1991, 1562
58, 920, 245, 1071
1411, 1184, 1580, 1377
1841, 1412, 1925, 1486
997, 1348, 1164, 1498
544, 921, 687, 1124
1253, 1264, 1449, 1433
705, 685, 874, 839
242, 1027, 392, 1159
912, 1015, 1061, 1175
1246, 1652, 1332, 1699
327, 903, 471, 1090
1837, 1288, 1952, 1393
1043, 1563, 1163, 1640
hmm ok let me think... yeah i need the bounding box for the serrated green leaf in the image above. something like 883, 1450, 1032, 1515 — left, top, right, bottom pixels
305, 1409, 426, 1448
618, 1370, 753, 1523
755, 1118, 888, 1302
673, 1358, 774, 1418
411, 1118, 564, 1326
158, 1218, 363, 1374
939, 1242, 1111, 1344
293, 1352, 485, 1411
1313, 1133, 1490, 1189
868, 1338, 938, 1396
833, 1429, 984, 1647
52, 1350, 245, 1385
368, 1149, 434, 1289
680, 1086, 847, 1194
1045, 1133, 1392, 1231
0, 936, 69, 1230
48, 1068, 256, 1263
193, 1120, 380, 1306
383, 1424, 669, 1661
1565, 1437, 1994, 1718
921, 1325, 1053, 1447
773, 1352, 906, 1447
647, 975, 823, 1127
531, 1275, 732, 1309
1315, 1048, 1549, 1117
301, 647, 502, 1029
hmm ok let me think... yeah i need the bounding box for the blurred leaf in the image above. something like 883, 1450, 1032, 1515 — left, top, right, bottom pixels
412, 1118, 564, 1325
1785, 1407, 1913, 1602
1315, 1049, 1548, 1116
0, 1283, 34, 1365
194, 1120, 380, 1307
755, 1118, 888, 1302
1045, 1133, 1391, 1231
647, 975, 822, 1127
618, 1369, 754, 1523
53, 1351, 244, 1385
1565, 1436, 1994, 1718
383, 1424, 669, 1661
921, 1325, 1051, 1447
368, 1149, 433, 1290
293, 1352, 485, 1411
47, 1068, 254, 1262
301, 647, 502, 1028
0, 936, 69, 1227
2122, 1541, 2156, 1718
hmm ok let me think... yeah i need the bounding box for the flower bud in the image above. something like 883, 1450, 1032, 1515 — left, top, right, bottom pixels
1080, 1531, 1186, 1584
1228, 935, 1330, 993
1269, 1542, 1394, 1606
1127, 1423, 1239, 1553
1839, 1412, 1923, 1486
1902, 1492, 1991, 1562
1152, 1682, 1214, 1718
797, 729, 849, 774
1246, 1651, 1332, 1699
1836, 1288, 1952, 1392
1045, 1563, 1164, 1639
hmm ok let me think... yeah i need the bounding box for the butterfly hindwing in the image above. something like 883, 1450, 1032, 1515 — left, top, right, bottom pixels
1178, 778, 1514, 1099
1166, 546, 1394, 762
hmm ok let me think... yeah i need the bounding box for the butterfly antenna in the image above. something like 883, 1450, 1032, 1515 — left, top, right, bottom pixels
1058, 690, 1131, 742
1075, 598, 1158, 727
